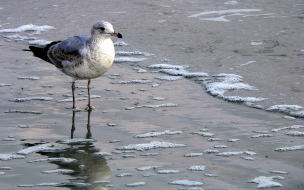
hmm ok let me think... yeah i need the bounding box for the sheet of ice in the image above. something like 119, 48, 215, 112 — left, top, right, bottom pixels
147, 64, 189, 69
112, 79, 152, 84
216, 151, 257, 156
188, 9, 261, 18
274, 145, 304, 152
134, 130, 182, 138
156, 76, 184, 81
116, 51, 154, 56
28, 39, 52, 46
125, 182, 146, 187
48, 157, 77, 163
203, 149, 220, 154
116, 173, 133, 177
184, 153, 203, 157
251, 42, 263, 46
285, 131, 304, 136
266, 105, 303, 112
272, 125, 304, 132
60, 138, 94, 144
9, 97, 53, 102
3, 34, 37, 41
169, 180, 203, 186
133, 67, 147, 73
137, 103, 178, 109
157, 170, 180, 174
117, 141, 186, 151
0, 83, 12, 87
187, 165, 206, 171
114, 40, 129, 46
289, 110, 304, 118
224, 1, 238, 5
158, 69, 209, 78
0, 154, 25, 161
114, 57, 146, 63
240, 60, 256, 66
227, 139, 240, 142
192, 131, 214, 137
153, 97, 166, 101
17, 76, 40, 80
270, 171, 288, 174
136, 166, 161, 171
4, 110, 42, 114
248, 176, 283, 188
251, 134, 273, 138
241, 156, 255, 161
17, 143, 53, 155
42, 169, 74, 174
0, 24, 55, 34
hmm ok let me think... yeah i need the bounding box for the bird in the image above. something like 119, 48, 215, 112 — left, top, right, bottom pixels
26, 21, 122, 111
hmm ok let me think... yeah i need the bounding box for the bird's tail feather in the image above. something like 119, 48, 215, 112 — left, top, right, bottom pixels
24, 41, 61, 64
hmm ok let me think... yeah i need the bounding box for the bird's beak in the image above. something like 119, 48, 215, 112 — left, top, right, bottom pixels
111, 31, 123, 38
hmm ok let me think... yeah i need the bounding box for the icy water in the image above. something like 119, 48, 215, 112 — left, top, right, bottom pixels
0, 0, 303, 190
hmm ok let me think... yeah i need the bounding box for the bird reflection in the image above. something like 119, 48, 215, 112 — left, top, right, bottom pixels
39, 110, 111, 189
71, 110, 92, 139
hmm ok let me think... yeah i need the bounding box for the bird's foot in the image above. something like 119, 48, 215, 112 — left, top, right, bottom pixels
85, 105, 96, 111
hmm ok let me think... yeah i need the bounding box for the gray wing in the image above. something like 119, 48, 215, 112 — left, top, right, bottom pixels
47, 35, 90, 68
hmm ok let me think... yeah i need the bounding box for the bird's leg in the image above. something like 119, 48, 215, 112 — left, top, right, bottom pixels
70, 110, 76, 139
86, 79, 93, 111
71, 81, 76, 109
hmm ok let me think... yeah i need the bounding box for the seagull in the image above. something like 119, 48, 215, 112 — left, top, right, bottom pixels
26, 21, 122, 111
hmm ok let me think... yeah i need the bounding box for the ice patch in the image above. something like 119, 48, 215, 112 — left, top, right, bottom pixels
224, 1, 238, 5
117, 141, 186, 151
60, 138, 94, 144
272, 125, 304, 132
241, 156, 255, 161
270, 171, 288, 174
157, 170, 180, 174
116, 51, 154, 56
184, 153, 203, 157
169, 180, 203, 186
133, 67, 147, 73
248, 176, 283, 189
227, 139, 240, 142
0, 154, 25, 161
266, 105, 303, 112
116, 173, 133, 177
48, 157, 77, 163
216, 151, 257, 157
134, 130, 182, 138
156, 76, 184, 81
191, 131, 214, 137
285, 131, 304, 136
9, 97, 53, 102
251, 42, 263, 46
125, 182, 146, 187
203, 149, 220, 154
28, 39, 52, 46
251, 134, 273, 138
42, 169, 74, 174
4, 110, 42, 114
153, 97, 166, 101
112, 79, 152, 84
0, 83, 12, 87
147, 64, 189, 69
136, 166, 161, 171
114, 57, 146, 63
17, 76, 40, 80
114, 40, 129, 46
158, 69, 209, 78
0, 24, 55, 34
187, 165, 206, 171
274, 145, 304, 152
17, 143, 53, 155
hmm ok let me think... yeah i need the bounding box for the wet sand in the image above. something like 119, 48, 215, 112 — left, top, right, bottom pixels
0, 0, 303, 189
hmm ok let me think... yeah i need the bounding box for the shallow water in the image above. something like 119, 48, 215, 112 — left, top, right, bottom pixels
0, 0, 303, 190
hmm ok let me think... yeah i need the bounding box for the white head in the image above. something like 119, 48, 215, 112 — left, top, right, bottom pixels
91, 20, 122, 38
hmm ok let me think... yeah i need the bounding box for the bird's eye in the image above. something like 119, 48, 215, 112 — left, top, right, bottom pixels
99, 27, 105, 31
